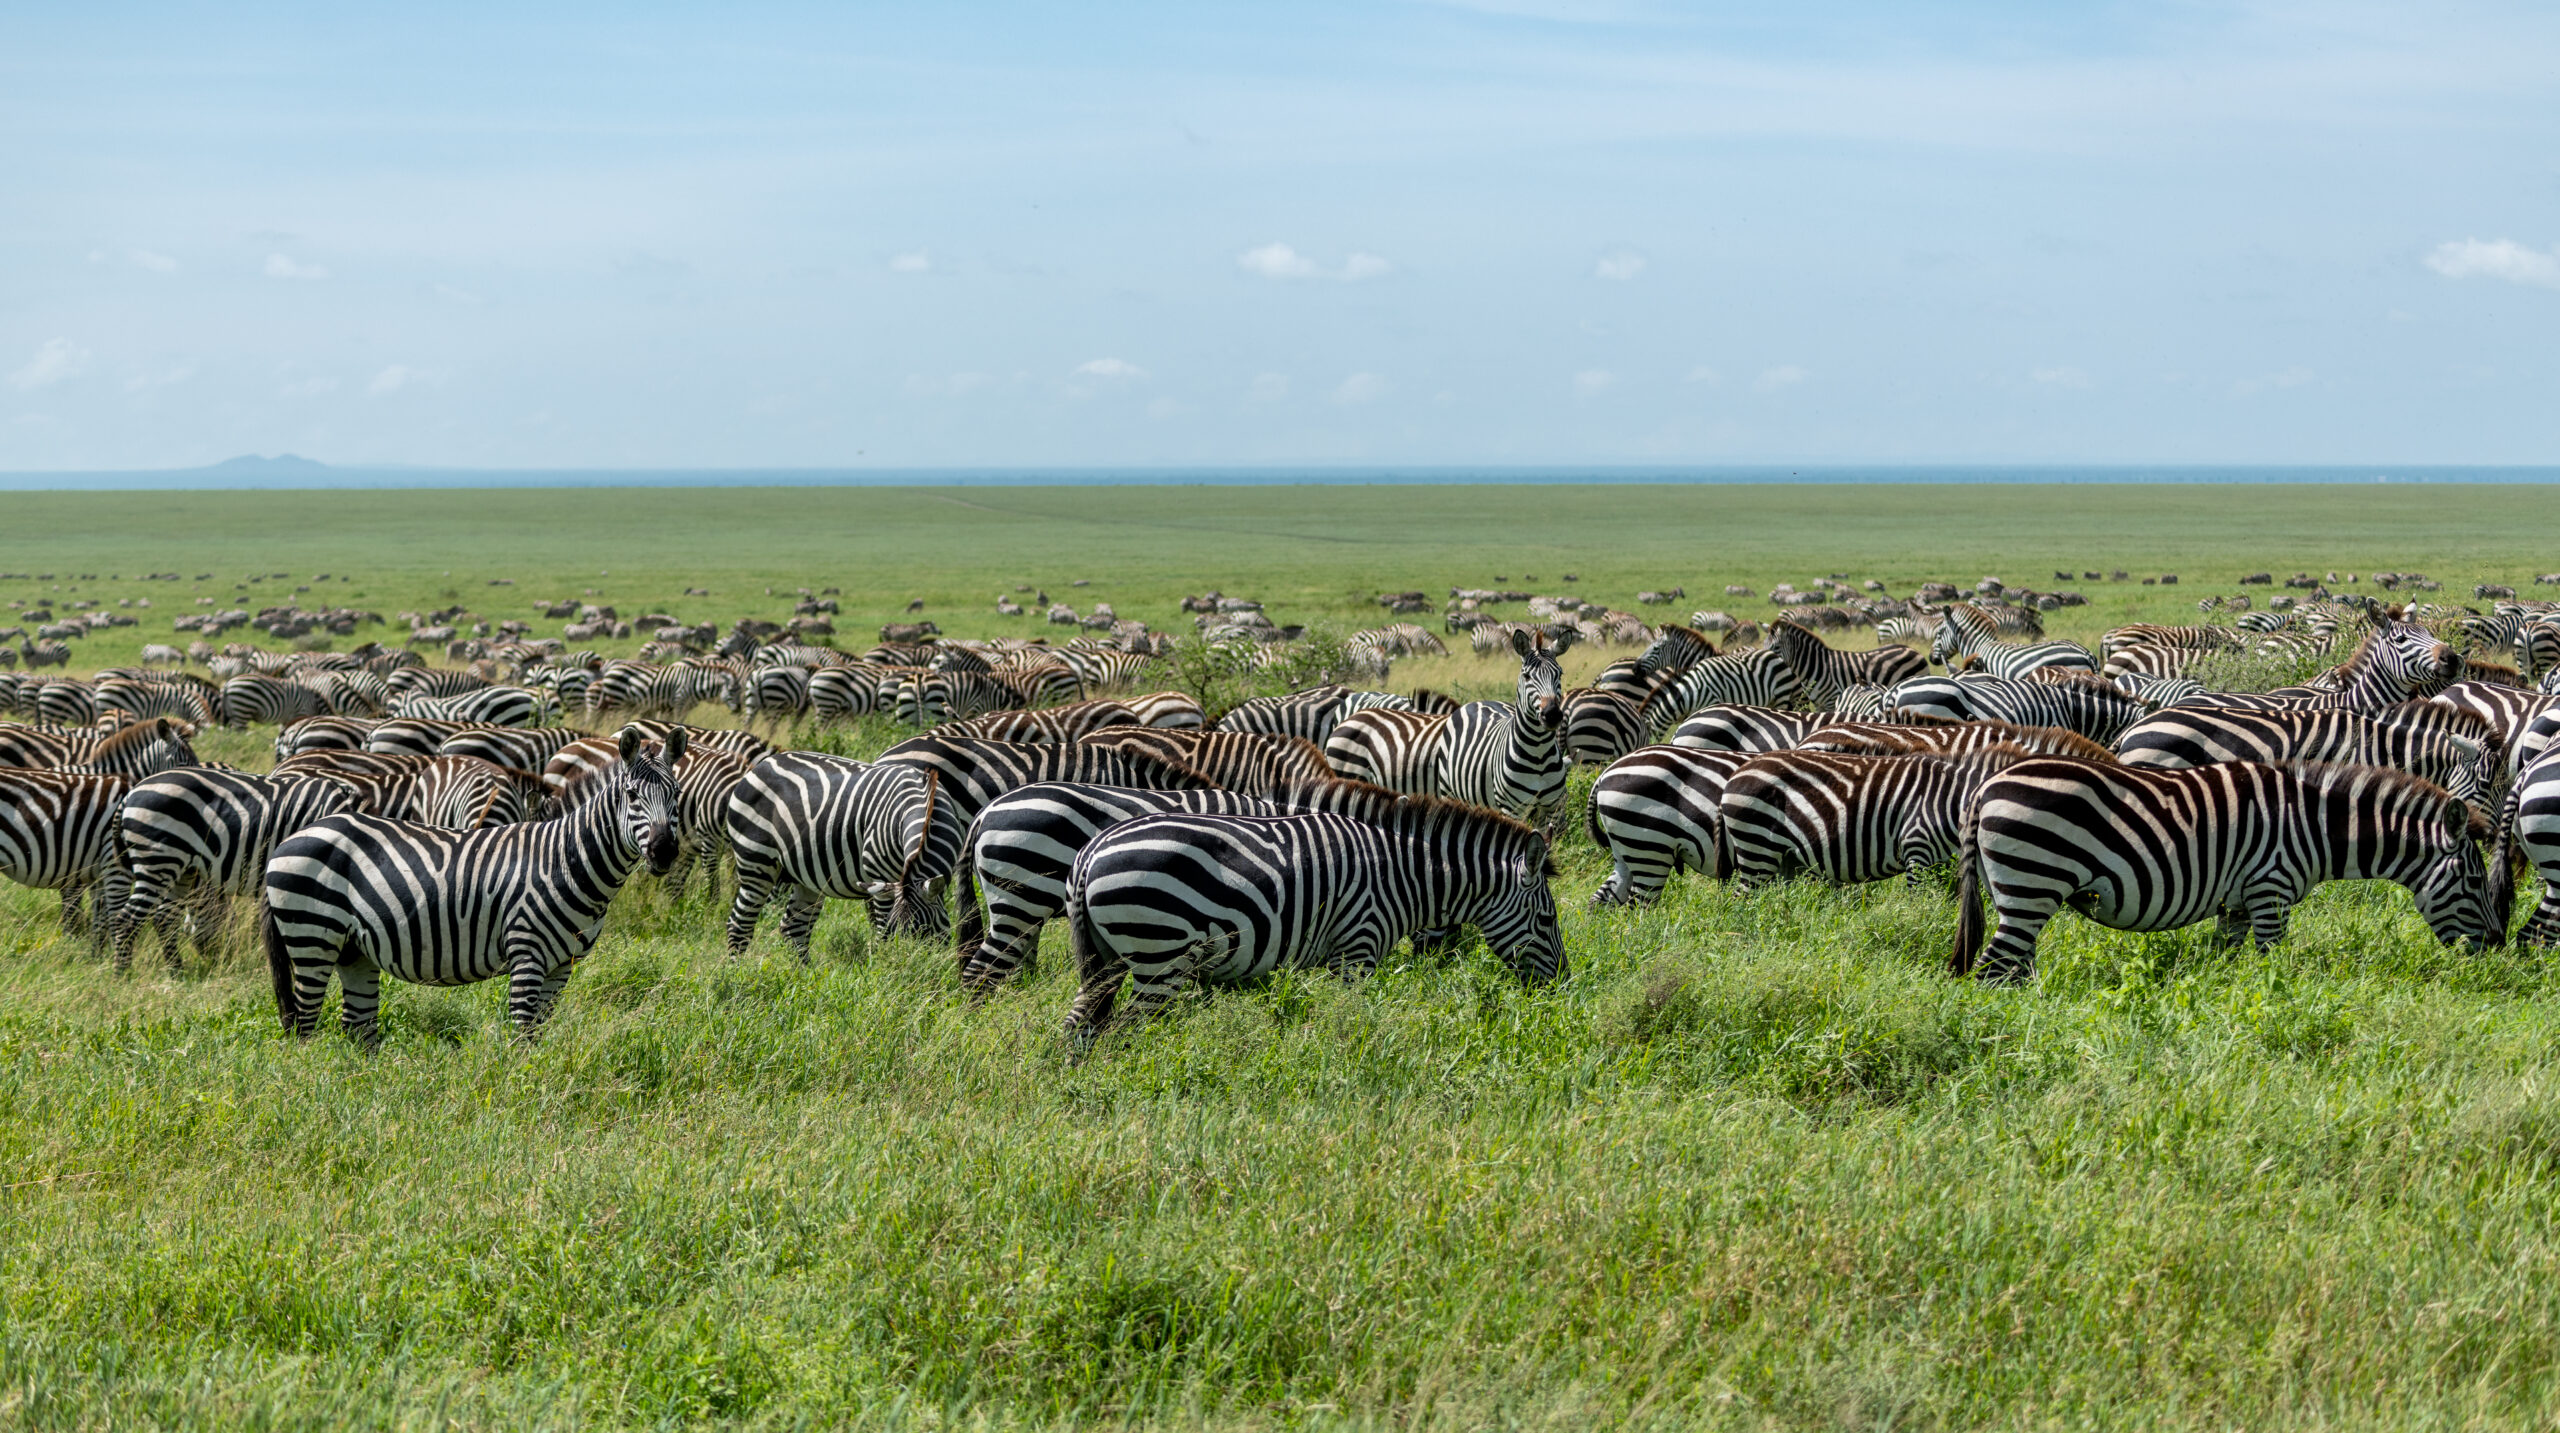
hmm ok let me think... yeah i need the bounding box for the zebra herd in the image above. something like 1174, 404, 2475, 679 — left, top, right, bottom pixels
10, 587, 2560, 1051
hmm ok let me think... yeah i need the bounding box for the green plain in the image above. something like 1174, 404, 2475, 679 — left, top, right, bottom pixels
4, 483, 2560, 1430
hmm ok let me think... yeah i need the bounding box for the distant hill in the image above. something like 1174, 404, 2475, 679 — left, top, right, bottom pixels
203, 453, 330, 474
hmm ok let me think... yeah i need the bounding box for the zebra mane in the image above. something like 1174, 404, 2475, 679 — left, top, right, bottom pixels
2282, 759, 2479, 836
1363, 788, 1548, 848
1868, 714, 2118, 762
2030, 668, 2133, 699
1266, 775, 1406, 821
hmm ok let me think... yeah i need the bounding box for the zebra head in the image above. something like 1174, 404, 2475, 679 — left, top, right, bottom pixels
612, 724, 688, 875
1468, 818, 1567, 984
1509, 627, 1565, 727
2313, 764, 2498, 948
2375, 622, 2462, 699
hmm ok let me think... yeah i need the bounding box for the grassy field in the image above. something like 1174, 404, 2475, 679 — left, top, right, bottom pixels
7, 483, 2560, 1429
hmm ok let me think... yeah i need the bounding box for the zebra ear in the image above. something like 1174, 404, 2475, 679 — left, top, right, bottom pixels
2444, 794, 2471, 844
616, 726, 642, 763
1510, 627, 1533, 658
663, 725, 688, 767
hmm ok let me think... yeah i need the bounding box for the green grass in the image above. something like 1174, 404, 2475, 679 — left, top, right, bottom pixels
6, 483, 2560, 1429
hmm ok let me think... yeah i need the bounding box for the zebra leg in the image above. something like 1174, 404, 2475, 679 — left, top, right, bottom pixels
90, 865, 131, 969
2521, 881, 2560, 947
779, 888, 826, 963
336, 956, 383, 1048
60, 887, 90, 939
508, 938, 570, 1036
723, 861, 780, 956
1059, 885, 1126, 1047
1974, 893, 2057, 985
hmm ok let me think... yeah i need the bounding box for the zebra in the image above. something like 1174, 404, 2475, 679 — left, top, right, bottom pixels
2106, 671, 2209, 709
2099, 623, 2241, 660
0, 769, 132, 958
0, 717, 201, 778
366, 717, 499, 756
114, 768, 370, 971
1951, 758, 2494, 984
1590, 625, 1717, 702
2489, 745, 2560, 944
1214, 686, 1415, 744
950, 776, 1405, 993
1719, 747, 2031, 894
1928, 604, 2098, 677
1636, 646, 1801, 740
264, 726, 688, 1045
94, 676, 216, 726
275, 715, 384, 759
30, 678, 99, 726
937, 699, 1144, 745
2113, 703, 2499, 808
611, 719, 772, 765
893, 669, 1025, 727
1588, 745, 1752, 906
1561, 688, 1648, 767
1059, 794, 1565, 1043
1887, 672, 2149, 744
1323, 628, 1569, 831
436, 725, 591, 773
2099, 643, 2210, 682
2427, 681, 2560, 776
1123, 690, 1206, 729
1668, 705, 1832, 754
220, 674, 331, 728
273, 751, 542, 829
2180, 623, 2460, 714
545, 732, 753, 902
1795, 716, 2119, 763
741, 664, 814, 736
385, 667, 493, 699
810, 664, 901, 723
1076, 728, 1335, 795
581, 659, 735, 725
1769, 619, 1930, 709
393, 685, 544, 727
2515, 618, 2560, 685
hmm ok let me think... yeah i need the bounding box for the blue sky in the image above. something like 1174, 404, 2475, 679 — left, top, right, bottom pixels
2, 1, 2555, 470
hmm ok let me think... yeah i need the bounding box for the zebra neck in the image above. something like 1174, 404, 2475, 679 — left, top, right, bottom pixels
561, 787, 645, 891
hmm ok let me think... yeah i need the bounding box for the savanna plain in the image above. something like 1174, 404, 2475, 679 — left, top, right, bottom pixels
10, 481, 2560, 1431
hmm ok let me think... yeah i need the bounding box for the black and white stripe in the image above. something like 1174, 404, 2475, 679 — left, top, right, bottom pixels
1636, 646, 1802, 739
1587, 745, 1750, 906
1076, 729, 1335, 794
1325, 628, 1568, 829
1561, 688, 1649, 767
1928, 604, 2098, 677
1887, 672, 2149, 743
1215, 686, 1414, 745
115, 768, 367, 971
219, 674, 331, 728
0, 769, 132, 959
1718, 747, 2027, 893
1667, 705, 1829, 754
1060, 794, 1565, 1042
1770, 619, 1931, 709
2114, 703, 2499, 808
1952, 758, 2494, 983
393, 685, 544, 727
264, 727, 688, 1045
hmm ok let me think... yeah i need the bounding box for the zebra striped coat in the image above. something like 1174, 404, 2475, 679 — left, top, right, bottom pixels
2426, 681, 2560, 776
721, 752, 944, 955
273, 751, 542, 830
265, 727, 687, 1044
2100, 623, 2241, 660
546, 734, 753, 902
1718, 747, 2027, 892
393, 685, 544, 727
1794, 716, 2119, 763
1637, 646, 1801, 740
1887, 673, 2149, 743
114, 768, 367, 971
1590, 625, 1718, 703
809, 664, 898, 723
1077, 729, 1334, 794
436, 725, 590, 773
219, 674, 331, 728
1588, 745, 1751, 906
2177, 624, 2460, 714
950, 777, 1403, 992
1952, 758, 2494, 983
0, 717, 201, 778
1325, 628, 1569, 830
0, 769, 131, 959
274, 716, 385, 758
2490, 745, 2560, 945
1929, 604, 2098, 677
1561, 688, 1649, 767
938, 700, 1145, 745
1770, 619, 1930, 709
2113, 703, 2499, 809
1667, 705, 1829, 754
1214, 686, 1414, 745
95, 676, 216, 727
1061, 795, 1565, 1042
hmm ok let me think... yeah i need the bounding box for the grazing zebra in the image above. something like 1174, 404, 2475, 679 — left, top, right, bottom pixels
1770, 619, 1930, 709
741, 664, 814, 735
2514, 618, 2560, 685
114, 769, 369, 971
436, 725, 590, 773
30, 678, 99, 726
612, 720, 773, 765
2099, 643, 2210, 683
2427, 681, 2560, 775
2183, 624, 2460, 714
274, 751, 541, 829
1591, 625, 1718, 702
0, 769, 132, 957
2099, 623, 2241, 660
394, 685, 545, 727
275, 715, 384, 758
951, 776, 1403, 992
1588, 745, 1751, 906
366, 717, 499, 756
894, 669, 1025, 727
1636, 646, 1801, 739
1929, 604, 2097, 677
1796, 716, 2119, 763
1054, 647, 1160, 693
1668, 705, 1831, 754
220, 674, 330, 728
1060, 794, 1565, 1043
1122, 690, 1206, 729
582, 659, 736, 725
1214, 686, 1415, 744
0, 717, 201, 778
1720, 747, 2030, 893
1887, 673, 2149, 744
1561, 688, 1648, 767
989, 658, 1087, 708
264, 727, 688, 1045
810, 664, 901, 723
1951, 758, 2494, 984
1077, 728, 1335, 794
385, 667, 493, 699
938, 699, 1144, 745
721, 753, 945, 954
94, 676, 216, 726
1324, 629, 1569, 830
2114, 703, 2499, 807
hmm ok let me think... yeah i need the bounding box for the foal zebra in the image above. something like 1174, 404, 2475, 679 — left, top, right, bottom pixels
1928, 604, 2098, 677
265, 727, 688, 1045
1323, 628, 1568, 830
1060, 794, 1565, 1043
1952, 758, 2494, 983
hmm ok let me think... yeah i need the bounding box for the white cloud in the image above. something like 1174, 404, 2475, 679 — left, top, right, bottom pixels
1333, 372, 1390, 404
2032, 365, 2091, 389
1573, 368, 1616, 396
1248, 372, 1290, 402
2232, 366, 2315, 397
1073, 358, 1147, 381
1238, 242, 1320, 280
1683, 366, 1721, 385
368, 365, 420, 395
128, 248, 176, 273
1594, 250, 1647, 281
265, 253, 328, 280
1753, 364, 1809, 392
7, 339, 91, 390
1237, 243, 1391, 282
2424, 238, 2560, 291
279, 376, 340, 399
889, 250, 932, 273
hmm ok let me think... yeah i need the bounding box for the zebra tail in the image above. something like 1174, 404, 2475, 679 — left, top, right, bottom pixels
887, 769, 941, 934
952, 814, 987, 972
1709, 813, 1733, 883
262, 901, 300, 1035
1950, 812, 1986, 976
2488, 779, 2523, 942
1582, 783, 1606, 855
